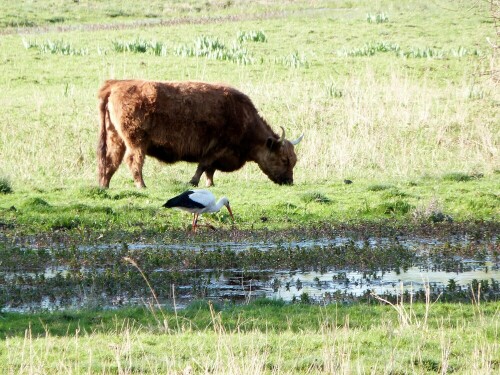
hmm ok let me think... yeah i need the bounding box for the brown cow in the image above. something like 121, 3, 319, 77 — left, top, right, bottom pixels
97, 79, 303, 188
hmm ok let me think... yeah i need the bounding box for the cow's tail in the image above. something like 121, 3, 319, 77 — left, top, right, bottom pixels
97, 87, 109, 188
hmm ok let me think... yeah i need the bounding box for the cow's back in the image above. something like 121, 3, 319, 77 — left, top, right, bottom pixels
104, 79, 260, 161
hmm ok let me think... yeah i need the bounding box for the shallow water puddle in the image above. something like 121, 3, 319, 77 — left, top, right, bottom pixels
1, 235, 498, 311
263, 263, 499, 302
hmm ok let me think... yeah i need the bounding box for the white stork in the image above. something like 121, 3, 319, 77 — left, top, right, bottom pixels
163, 189, 234, 231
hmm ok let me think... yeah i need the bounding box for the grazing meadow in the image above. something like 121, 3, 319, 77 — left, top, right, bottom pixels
0, 0, 499, 373
0, 300, 499, 374
0, 0, 498, 233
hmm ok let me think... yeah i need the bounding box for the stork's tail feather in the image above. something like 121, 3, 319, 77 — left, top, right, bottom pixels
163, 199, 175, 208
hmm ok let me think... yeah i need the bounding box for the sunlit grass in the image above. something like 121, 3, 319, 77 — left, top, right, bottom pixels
274, 51, 309, 68
337, 42, 483, 58
0, 1, 496, 194
0, 0, 329, 29
337, 41, 401, 57
1, 301, 499, 374
0, 1, 497, 229
237, 30, 267, 43
112, 38, 168, 56
174, 35, 254, 65
366, 12, 389, 23
22, 38, 89, 55
0, 174, 497, 234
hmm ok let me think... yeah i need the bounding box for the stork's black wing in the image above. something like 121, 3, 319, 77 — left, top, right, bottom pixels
163, 190, 205, 209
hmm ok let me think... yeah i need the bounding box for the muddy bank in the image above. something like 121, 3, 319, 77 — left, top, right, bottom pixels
2, 220, 498, 249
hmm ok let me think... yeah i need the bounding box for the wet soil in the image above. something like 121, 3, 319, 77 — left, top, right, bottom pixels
0, 221, 498, 312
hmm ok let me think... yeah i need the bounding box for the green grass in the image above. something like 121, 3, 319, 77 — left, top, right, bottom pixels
0, 300, 499, 373
0, 175, 498, 235
0, 0, 497, 195
0, 2, 498, 372
111, 38, 168, 56
366, 12, 389, 24
22, 38, 89, 55
0, 178, 12, 194
1, 0, 499, 236
237, 30, 267, 43
174, 34, 254, 64
0, 0, 320, 29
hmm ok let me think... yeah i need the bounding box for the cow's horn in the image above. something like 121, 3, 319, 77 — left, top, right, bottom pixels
279, 126, 286, 144
290, 133, 304, 146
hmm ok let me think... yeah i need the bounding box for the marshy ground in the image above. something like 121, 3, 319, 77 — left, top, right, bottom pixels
1, 221, 498, 312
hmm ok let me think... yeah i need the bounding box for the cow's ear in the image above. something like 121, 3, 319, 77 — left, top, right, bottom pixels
266, 137, 280, 151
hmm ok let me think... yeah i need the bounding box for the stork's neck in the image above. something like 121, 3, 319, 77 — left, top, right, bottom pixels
210, 197, 229, 212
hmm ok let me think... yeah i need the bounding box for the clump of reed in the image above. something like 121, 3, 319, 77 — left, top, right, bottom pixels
22, 38, 88, 55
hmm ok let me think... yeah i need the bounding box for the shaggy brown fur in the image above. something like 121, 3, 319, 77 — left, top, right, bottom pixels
97, 79, 302, 188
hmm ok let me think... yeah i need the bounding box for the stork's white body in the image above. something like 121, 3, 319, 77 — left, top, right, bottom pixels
163, 189, 234, 231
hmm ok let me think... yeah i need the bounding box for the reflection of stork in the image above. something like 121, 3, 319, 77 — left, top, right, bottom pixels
163, 189, 234, 231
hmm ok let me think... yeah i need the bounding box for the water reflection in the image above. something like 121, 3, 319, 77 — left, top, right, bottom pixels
0, 235, 498, 312
265, 263, 500, 302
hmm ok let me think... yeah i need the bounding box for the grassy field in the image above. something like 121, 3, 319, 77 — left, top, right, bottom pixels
0, 1, 499, 373
0, 0, 498, 234
1, 300, 499, 374
0, 176, 498, 236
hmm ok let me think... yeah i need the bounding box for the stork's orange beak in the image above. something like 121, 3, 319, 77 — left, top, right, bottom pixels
226, 204, 235, 222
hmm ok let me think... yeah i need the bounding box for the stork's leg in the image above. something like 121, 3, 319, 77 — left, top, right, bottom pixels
192, 213, 199, 232
196, 215, 217, 231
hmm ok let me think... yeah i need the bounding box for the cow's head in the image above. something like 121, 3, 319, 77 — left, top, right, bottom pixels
258, 127, 303, 185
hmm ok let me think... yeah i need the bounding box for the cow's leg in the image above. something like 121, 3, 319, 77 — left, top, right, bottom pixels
100, 137, 126, 188
204, 168, 215, 187
189, 164, 205, 187
124, 148, 146, 188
